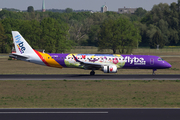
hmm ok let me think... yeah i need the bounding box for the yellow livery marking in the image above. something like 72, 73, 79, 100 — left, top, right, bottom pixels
114, 54, 121, 57
68, 54, 76, 57
38, 52, 63, 68
91, 56, 95, 59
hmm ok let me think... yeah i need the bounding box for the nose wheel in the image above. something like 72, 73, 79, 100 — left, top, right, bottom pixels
152, 69, 157, 75
90, 70, 95, 75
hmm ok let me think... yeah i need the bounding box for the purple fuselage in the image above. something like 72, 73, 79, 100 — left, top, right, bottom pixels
48, 53, 171, 70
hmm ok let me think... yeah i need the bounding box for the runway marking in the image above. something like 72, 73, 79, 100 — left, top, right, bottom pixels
0, 112, 108, 114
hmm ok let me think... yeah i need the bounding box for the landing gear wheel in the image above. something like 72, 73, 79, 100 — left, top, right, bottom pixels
152, 69, 157, 75
90, 71, 95, 75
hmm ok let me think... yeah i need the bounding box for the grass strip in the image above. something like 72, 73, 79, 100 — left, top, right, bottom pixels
0, 80, 180, 108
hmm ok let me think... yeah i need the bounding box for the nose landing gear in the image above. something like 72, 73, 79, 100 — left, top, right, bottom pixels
152, 69, 157, 75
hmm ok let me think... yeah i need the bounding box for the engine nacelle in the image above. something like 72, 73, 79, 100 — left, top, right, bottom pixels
102, 65, 117, 73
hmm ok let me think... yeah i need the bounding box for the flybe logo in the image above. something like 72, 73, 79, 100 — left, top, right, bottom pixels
124, 56, 146, 65
15, 35, 26, 54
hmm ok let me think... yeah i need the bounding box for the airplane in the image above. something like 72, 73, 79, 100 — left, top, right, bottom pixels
9, 31, 172, 75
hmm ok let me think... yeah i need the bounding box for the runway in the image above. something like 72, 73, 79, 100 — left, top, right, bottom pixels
0, 74, 180, 80
0, 108, 180, 120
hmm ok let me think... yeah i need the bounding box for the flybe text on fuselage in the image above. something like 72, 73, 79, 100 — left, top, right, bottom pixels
15, 35, 26, 54
124, 56, 146, 65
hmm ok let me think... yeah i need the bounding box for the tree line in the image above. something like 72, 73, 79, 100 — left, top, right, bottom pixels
141, 0, 180, 48
0, 9, 141, 53
1, 0, 180, 53
0, 18, 72, 53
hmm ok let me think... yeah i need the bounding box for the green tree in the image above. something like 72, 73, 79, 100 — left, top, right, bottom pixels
170, 2, 177, 12
87, 25, 100, 46
178, 0, 180, 12
98, 18, 141, 54
169, 28, 179, 45
40, 18, 59, 53
157, 19, 169, 43
65, 8, 73, 13
134, 7, 147, 17
149, 31, 164, 48
0, 22, 7, 53
56, 19, 74, 53
134, 22, 149, 47
40, 18, 73, 53
141, 2, 180, 46
27, 6, 34, 12
18, 20, 42, 49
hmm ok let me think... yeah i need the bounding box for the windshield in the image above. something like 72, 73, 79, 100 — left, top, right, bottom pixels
158, 58, 164, 61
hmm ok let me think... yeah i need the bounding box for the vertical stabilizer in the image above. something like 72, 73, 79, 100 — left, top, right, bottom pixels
12, 31, 34, 55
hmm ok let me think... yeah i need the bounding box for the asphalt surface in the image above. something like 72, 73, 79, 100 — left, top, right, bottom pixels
0, 108, 180, 120
0, 74, 180, 80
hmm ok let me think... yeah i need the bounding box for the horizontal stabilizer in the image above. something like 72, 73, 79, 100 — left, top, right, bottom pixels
9, 53, 29, 59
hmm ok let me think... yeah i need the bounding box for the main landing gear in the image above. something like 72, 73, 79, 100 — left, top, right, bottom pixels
152, 69, 157, 75
90, 70, 95, 75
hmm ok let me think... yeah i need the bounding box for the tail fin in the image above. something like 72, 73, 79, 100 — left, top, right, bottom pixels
12, 31, 34, 55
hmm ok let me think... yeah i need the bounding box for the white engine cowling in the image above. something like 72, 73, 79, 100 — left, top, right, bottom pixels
103, 65, 117, 73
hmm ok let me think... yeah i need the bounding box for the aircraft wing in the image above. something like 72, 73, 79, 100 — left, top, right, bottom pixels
9, 53, 29, 59
72, 54, 107, 70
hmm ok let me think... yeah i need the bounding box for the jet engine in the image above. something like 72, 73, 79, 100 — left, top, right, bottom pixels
102, 65, 117, 73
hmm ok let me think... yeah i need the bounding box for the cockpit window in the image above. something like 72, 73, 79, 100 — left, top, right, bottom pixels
158, 58, 164, 61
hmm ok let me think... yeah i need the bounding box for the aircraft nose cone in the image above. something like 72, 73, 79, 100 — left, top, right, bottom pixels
167, 63, 172, 68
166, 62, 172, 68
